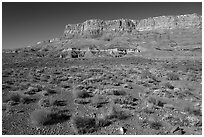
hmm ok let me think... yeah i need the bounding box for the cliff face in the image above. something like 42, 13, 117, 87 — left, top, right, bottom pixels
63, 13, 201, 38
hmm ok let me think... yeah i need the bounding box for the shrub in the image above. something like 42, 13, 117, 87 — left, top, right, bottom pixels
166, 72, 180, 81
42, 88, 57, 96
184, 106, 202, 116
164, 82, 174, 89
123, 83, 133, 89
38, 98, 52, 107
72, 89, 92, 98
47, 88, 57, 94
30, 109, 52, 126
74, 98, 91, 104
147, 97, 166, 108
168, 40, 177, 47
112, 89, 126, 96
2, 103, 7, 111
21, 95, 37, 104
52, 100, 67, 106
103, 104, 131, 120
149, 121, 163, 130
9, 92, 21, 103
101, 33, 114, 41
24, 86, 41, 95
19, 82, 31, 90
40, 74, 50, 82
71, 116, 97, 134
38, 98, 67, 108
71, 115, 112, 134
141, 70, 154, 79
75, 85, 85, 90
114, 95, 139, 106
95, 116, 112, 128
60, 82, 71, 89
91, 95, 109, 108
147, 97, 157, 105
30, 108, 71, 126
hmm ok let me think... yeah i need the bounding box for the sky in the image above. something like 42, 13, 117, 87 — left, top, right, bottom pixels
2, 2, 202, 49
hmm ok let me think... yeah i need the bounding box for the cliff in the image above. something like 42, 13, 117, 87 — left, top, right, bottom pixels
63, 13, 201, 38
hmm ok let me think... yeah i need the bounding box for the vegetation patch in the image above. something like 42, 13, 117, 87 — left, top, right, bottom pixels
72, 89, 92, 98
30, 108, 71, 126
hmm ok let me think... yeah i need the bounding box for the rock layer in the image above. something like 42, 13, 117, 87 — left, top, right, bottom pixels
64, 13, 201, 38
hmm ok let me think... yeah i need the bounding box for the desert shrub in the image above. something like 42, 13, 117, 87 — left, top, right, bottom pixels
71, 115, 112, 134
42, 88, 57, 96
163, 115, 182, 126
112, 89, 126, 96
149, 121, 163, 130
74, 98, 91, 104
174, 91, 186, 99
2, 103, 7, 111
60, 82, 71, 89
39, 98, 67, 108
141, 70, 154, 79
147, 97, 157, 105
2, 84, 11, 91
91, 95, 109, 108
186, 74, 200, 82
164, 82, 174, 89
168, 40, 177, 47
71, 50, 80, 58
47, 88, 57, 94
30, 109, 52, 126
30, 108, 71, 126
75, 85, 85, 90
103, 104, 131, 120
52, 100, 67, 106
71, 116, 97, 134
184, 106, 202, 116
4, 79, 15, 85
166, 72, 180, 80
40, 74, 50, 82
49, 77, 60, 84
127, 68, 139, 74
38, 98, 52, 107
58, 76, 69, 81
72, 89, 92, 98
21, 95, 37, 104
96, 117, 112, 128
24, 86, 41, 95
9, 92, 21, 103
101, 33, 114, 41
147, 97, 166, 107
114, 96, 139, 106
143, 108, 155, 114
157, 100, 166, 107
19, 82, 31, 90
2, 70, 13, 77
88, 68, 104, 73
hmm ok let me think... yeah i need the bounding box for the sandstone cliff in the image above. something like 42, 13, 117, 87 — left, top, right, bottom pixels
63, 13, 201, 38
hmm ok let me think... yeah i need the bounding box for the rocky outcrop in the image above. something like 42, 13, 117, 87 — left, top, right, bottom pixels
63, 13, 201, 38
